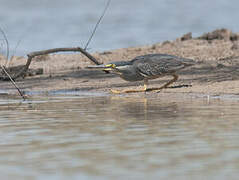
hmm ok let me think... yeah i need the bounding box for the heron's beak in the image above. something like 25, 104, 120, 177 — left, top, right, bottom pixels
86, 64, 116, 71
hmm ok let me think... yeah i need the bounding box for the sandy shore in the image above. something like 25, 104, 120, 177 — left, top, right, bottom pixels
1, 29, 239, 96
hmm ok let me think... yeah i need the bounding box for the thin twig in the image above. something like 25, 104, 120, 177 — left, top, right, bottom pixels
8, 27, 31, 67
84, 0, 111, 50
0, 27, 9, 60
84, 0, 111, 74
0, 65, 25, 100
0, 26, 25, 100
8, 35, 24, 67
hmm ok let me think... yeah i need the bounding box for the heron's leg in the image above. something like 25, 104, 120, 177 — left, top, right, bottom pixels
143, 79, 148, 91
110, 79, 148, 94
143, 79, 148, 94
159, 74, 178, 89
146, 74, 178, 92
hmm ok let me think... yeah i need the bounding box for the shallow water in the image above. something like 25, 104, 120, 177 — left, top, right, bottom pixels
0, 93, 239, 179
1, 0, 239, 56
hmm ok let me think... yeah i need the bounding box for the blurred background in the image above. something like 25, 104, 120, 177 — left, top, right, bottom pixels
0, 0, 238, 56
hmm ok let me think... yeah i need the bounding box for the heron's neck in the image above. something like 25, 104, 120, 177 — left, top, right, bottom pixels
116, 65, 144, 81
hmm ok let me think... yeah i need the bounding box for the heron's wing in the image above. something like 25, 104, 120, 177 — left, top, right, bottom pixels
133, 54, 185, 77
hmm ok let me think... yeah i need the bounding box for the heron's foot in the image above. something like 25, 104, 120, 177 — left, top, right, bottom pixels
145, 87, 164, 92
110, 89, 123, 94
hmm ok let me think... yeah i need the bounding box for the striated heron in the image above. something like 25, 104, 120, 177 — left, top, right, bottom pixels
87, 53, 195, 93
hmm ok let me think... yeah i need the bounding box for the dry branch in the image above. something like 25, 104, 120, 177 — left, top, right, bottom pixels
0, 46, 103, 81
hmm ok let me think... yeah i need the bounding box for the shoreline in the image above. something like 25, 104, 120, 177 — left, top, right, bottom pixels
1, 28, 239, 98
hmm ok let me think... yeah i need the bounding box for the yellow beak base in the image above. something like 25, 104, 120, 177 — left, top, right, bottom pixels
103, 64, 116, 71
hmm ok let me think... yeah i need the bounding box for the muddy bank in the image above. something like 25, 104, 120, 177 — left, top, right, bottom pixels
1, 29, 239, 96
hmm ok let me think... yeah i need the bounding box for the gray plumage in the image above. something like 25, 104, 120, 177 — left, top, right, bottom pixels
87, 53, 195, 93
109, 54, 195, 81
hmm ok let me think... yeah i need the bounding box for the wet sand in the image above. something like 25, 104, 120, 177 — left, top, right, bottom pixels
1, 29, 239, 96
